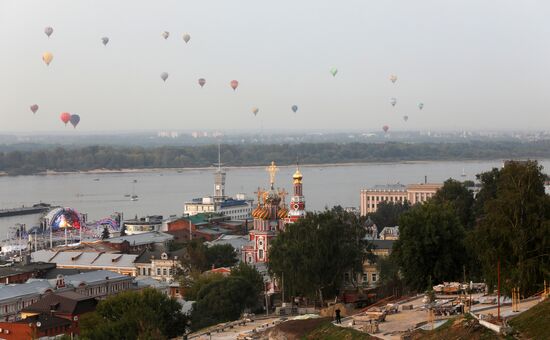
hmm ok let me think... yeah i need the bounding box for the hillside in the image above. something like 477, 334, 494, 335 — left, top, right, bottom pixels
509, 299, 550, 340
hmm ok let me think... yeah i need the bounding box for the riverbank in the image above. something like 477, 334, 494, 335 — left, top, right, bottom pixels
0, 159, 516, 177
2, 141, 550, 176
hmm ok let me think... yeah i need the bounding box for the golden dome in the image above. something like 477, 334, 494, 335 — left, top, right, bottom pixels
257, 207, 270, 220
278, 206, 288, 219
252, 205, 262, 218
293, 169, 303, 184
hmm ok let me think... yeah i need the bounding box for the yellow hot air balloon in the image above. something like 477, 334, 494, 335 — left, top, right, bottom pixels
42, 52, 53, 66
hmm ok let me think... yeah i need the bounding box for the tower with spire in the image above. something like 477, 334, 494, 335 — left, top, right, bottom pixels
213, 143, 226, 203
285, 166, 306, 223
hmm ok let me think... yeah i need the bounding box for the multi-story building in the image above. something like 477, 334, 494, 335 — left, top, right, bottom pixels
360, 183, 442, 215
0, 270, 131, 321
134, 247, 184, 282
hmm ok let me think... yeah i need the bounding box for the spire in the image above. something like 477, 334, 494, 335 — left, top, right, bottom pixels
266, 161, 279, 189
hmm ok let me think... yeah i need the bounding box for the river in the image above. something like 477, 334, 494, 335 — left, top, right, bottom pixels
1, 160, 547, 235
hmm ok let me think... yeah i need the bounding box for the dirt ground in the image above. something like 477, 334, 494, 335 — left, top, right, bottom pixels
256, 317, 332, 340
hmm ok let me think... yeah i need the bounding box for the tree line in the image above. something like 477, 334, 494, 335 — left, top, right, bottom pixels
3, 141, 550, 175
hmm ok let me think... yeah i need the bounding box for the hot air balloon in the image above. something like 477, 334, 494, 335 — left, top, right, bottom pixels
389, 74, 398, 83
101, 37, 109, 46
418, 102, 424, 110
330, 67, 338, 77
60, 112, 71, 126
230, 80, 239, 91
30, 104, 39, 114
69, 114, 80, 128
252, 107, 259, 116
183, 33, 191, 43
162, 31, 170, 40
390, 97, 397, 107
160, 72, 169, 82
198, 78, 206, 87
291, 105, 298, 113
383, 125, 389, 133
44, 27, 53, 38
403, 115, 409, 122
42, 52, 54, 66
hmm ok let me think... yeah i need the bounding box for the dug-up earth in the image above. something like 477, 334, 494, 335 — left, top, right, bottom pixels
255, 317, 374, 340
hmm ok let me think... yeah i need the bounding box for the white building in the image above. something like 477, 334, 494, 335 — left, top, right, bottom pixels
184, 147, 253, 220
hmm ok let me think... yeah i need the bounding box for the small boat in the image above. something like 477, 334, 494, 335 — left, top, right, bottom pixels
124, 194, 131, 198
93, 178, 100, 181
131, 195, 138, 201
177, 170, 183, 173
460, 168, 467, 177
133, 179, 137, 183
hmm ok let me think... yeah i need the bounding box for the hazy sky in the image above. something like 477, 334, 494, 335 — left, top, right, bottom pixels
1, 0, 549, 132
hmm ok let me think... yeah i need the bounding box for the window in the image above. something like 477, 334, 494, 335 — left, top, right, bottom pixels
163, 268, 167, 276
259, 249, 263, 259
344, 273, 350, 282
157, 268, 161, 275
362, 274, 368, 283
371, 273, 377, 282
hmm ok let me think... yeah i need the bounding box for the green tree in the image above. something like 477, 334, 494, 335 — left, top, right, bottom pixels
367, 201, 410, 231
79, 288, 187, 340
432, 179, 475, 228
190, 276, 254, 331
393, 202, 467, 292
230, 262, 265, 310
101, 226, 110, 240
376, 255, 404, 297
472, 160, 550, 296
184, 272, 225, 301
205, 244, 238, 269
268, 207, 369, 304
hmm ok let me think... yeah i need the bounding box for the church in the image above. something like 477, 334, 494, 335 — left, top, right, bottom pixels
242, 161, 306, 264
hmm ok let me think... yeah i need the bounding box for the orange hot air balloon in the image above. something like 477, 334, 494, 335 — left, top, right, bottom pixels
230, 80, 239, 91
60, 112, 71, 126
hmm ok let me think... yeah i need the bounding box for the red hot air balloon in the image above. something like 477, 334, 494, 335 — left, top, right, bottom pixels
198, 78, 206, 87
230, 80, 239, 91
60, 112, 71, 126
383, 125, 389, 133
30, 104, 39, 114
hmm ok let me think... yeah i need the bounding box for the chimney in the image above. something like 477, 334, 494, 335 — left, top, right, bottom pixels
424, 175, 427, 184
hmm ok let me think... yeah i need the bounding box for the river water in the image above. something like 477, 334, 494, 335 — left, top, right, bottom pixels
1, 160, 548, 235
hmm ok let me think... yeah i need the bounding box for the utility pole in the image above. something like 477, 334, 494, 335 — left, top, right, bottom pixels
497, 259, 501, 322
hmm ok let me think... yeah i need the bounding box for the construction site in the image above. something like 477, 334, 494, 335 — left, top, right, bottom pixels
189, 281, 550, 339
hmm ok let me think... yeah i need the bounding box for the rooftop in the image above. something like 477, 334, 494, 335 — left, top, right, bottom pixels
21, 291, 97, 316
369, 239, 396, 250
31, 250, 138, 269
219, 199, 249, 208
0, 262, 56, 278
105, 231, 173, 245
205, 234, 249, 250
0, 280, 53, 302
368, 184, 407, 191
14, 313, 72, 329
134, 246, 186, 264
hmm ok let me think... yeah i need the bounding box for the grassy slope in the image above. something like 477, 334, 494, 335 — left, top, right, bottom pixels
412, 317, 502, 340
509, 299, 550, 340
